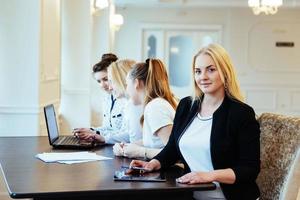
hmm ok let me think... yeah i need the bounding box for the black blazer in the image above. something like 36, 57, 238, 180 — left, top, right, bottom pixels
154, 95, 260, 200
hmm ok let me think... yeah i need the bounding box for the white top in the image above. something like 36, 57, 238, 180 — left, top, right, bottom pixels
179, 113, 226, 199
94, 93, 127, 136
143, 98, 175, 148
103, 100, 143, 144
126, 101, 144, 143
179, 113, 214, 172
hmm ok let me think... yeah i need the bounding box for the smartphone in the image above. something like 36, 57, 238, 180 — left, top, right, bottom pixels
131, 166, 147, 171
121, 165, 148, 174
114, 170, 166, 182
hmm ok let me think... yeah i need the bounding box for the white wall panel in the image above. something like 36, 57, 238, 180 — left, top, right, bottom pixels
61, 0, 91, 133
0, 0, 40, 136
290, 91, 300, 111
248, 22, 300, 72
245, 89, 277, 111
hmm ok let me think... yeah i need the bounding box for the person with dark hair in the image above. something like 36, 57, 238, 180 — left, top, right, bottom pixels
129, 44, 260, 200
73, 53, 128, 143
113, 59, 178, 159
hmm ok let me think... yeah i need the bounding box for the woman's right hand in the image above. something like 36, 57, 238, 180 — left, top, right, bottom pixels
72, 128, 94, 140
130, 159, 161, 172
73, 128, 106, 143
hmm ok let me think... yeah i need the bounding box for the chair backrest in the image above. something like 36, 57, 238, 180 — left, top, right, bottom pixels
257, 113, 300, 200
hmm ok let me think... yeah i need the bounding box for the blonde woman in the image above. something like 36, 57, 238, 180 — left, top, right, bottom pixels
76, 59, 143, 144
130, 44, 260, 200
113, 59, 178, 159
102, 59, 144, 144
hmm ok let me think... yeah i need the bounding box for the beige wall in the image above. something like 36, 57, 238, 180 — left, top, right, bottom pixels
114, 6, 300, 116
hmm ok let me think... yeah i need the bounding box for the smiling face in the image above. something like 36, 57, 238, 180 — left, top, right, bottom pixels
94, 71, 111, 93
194, 53, 224, 96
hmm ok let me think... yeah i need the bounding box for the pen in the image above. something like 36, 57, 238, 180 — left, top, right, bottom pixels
72, 128, 79, 138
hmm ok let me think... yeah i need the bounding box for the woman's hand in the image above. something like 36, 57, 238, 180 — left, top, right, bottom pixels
123, 143, 145, 158
113, 143, 124, 156
176, 171, 215, 184
72, 128, 105, 143
130, 159, 161, 172
73, 128, 94, 140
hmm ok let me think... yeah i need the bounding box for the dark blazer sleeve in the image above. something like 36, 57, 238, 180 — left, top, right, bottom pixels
231, 105, 260, 183
153, 97, 192, 169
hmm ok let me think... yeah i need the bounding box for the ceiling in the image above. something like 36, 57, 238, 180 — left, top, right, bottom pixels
114, 0, 300, 8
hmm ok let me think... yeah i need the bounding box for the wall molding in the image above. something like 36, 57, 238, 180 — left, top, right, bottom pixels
247, 21, 300, 73
140, 23, 223, 61
115, 1, 300, 8
62, 87, 89, 95
244, 89, 277, 110
241, 83, 300, 88
0, 106, 40, 115
0, 100, 60, 114
40, 73, 59, 82
289, 90, 300, 111
140, 23, 223, 30
40, 99, 60, 107
0, 131, 39, 137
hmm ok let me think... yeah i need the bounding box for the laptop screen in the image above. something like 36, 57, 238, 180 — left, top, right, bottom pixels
44, 105, 59, 144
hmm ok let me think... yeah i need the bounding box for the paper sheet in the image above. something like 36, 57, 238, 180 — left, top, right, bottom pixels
36, 151, 112, 164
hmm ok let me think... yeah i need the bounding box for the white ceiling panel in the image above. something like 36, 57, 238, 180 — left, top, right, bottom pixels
114, 0, 300, 8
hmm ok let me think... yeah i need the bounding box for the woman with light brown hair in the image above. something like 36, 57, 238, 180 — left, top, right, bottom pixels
113, 58, 178, 159
130, 44, 260, 200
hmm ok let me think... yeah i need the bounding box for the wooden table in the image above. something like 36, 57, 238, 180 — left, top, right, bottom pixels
0, 137, 215, 200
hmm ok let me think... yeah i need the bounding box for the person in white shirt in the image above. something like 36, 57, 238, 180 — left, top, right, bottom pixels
73, 56, 142, 144
98, 59, 144, 144
113, 59, 178, 159
73, 55, 129, 143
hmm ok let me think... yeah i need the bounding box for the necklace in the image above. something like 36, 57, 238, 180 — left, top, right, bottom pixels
197, 113, 212, 121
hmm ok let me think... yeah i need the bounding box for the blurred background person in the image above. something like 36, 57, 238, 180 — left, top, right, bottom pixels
113, 59, 178, 159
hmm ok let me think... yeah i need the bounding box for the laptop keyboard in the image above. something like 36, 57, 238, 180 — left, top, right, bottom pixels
57, 136, 80, 145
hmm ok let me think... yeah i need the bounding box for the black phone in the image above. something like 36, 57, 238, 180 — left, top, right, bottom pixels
121, 165, 148, 174
113, 169, 166, 182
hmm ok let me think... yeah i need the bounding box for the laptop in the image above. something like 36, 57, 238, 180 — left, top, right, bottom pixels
44, 104, 95, 149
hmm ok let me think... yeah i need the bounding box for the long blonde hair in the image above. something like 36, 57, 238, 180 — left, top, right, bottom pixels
129, 58, 177, 124
108, 59, 136, 97
192, 43, 244, 102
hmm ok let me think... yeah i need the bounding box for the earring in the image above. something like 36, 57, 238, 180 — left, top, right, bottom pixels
224, 83, 228, 93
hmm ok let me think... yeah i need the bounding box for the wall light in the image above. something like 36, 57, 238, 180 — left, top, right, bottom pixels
248, 0, 283, 15
111, 14, 124, 31
170, 46, 179, 54
94, 0, 109, 10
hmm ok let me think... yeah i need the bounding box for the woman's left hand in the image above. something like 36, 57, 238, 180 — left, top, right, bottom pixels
113, 143, 124, 156
123, 143, 145, 158
176, 171, 215, 184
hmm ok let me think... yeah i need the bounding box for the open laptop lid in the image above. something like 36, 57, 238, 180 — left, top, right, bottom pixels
44, 104, 99, 149
44, 104, 59, 145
